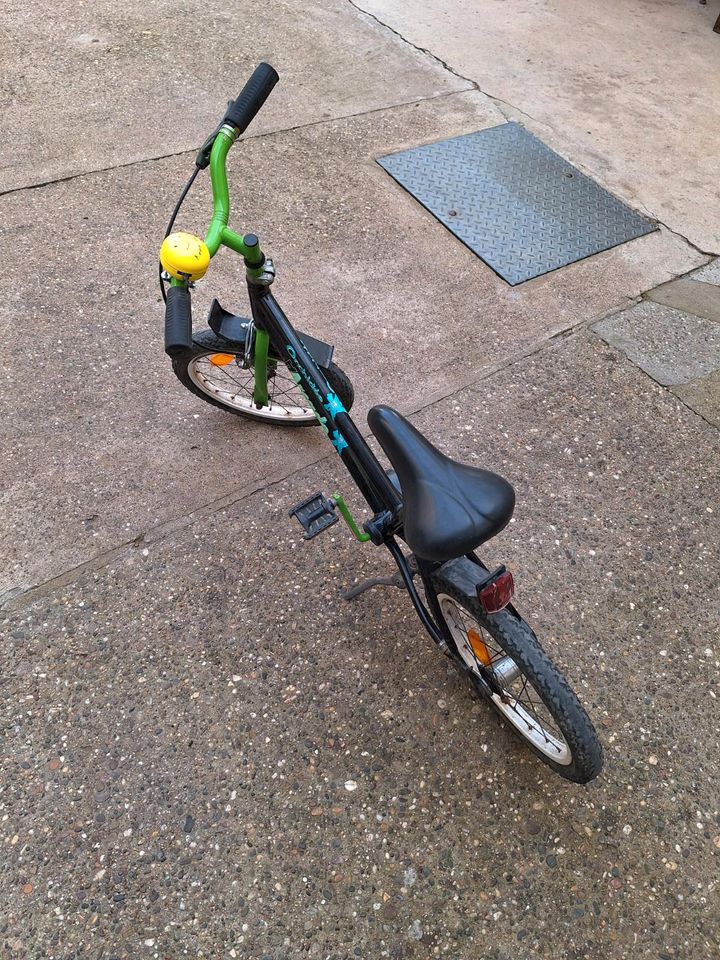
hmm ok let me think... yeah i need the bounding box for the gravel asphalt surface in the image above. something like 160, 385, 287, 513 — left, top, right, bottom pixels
3, 333, 719, 958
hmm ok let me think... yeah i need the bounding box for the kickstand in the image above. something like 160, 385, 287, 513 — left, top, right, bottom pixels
341, 555, 418, 601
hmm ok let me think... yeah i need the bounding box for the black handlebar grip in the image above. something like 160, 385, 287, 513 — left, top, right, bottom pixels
223, 62, 279, 134
164, 285, 193, 357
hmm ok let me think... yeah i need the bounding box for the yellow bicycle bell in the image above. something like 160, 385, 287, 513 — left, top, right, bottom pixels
160, 231, 211, 282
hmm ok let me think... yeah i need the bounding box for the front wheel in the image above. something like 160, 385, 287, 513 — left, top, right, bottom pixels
431, 559, 603, 783
172, 329, 354, 426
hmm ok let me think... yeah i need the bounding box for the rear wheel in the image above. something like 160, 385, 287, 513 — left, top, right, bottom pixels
172, 329, 354, 426
431, 560, 603, 783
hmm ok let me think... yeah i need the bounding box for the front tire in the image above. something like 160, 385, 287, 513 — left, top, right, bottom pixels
431, 559, 603, 783
172, 329, 354, 426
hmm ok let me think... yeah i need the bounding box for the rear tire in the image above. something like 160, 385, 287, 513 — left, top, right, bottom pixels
430, 558, 603, 783
172, 329, 354, 426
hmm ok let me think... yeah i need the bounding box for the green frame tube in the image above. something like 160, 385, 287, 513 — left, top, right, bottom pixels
204, 128, 265, 272
252, 329, 270, 408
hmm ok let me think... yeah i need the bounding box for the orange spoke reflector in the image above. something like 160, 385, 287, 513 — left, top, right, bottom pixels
209, 353, 235, 366
467, 627, 492, 666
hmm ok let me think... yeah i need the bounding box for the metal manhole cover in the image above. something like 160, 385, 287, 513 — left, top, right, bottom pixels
377, 122, 656, 284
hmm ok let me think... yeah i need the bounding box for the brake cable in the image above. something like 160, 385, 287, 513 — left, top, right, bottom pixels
158, 116, 231, 303
158, 166, 201, 303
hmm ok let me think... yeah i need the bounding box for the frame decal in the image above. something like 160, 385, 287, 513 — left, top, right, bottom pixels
285, 345, 349, 452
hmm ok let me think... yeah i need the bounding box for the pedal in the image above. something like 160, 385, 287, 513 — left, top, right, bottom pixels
288, 492, 339, 540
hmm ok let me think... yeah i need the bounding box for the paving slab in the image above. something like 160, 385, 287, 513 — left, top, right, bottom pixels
690, 258, 720, 286
0, 0, 467, 193
1, 91, 703, 598
1, 332, 718, 958
645, 277, 720, 325
593, 301, 720, 386
673, 369, 720, 429
355, 0, 720, 253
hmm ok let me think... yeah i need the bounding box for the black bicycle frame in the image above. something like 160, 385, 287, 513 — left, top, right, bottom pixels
249, 284, 403, 522
247, 282, 468, 660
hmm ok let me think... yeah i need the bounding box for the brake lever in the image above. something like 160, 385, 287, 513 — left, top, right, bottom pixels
195, 105, 234, 169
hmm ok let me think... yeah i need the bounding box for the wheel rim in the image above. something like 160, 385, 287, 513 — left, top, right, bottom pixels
437, 594, 572, 765
188, 352, 315, 423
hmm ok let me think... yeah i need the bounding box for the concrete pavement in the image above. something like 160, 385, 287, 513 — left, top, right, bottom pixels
353, 0, 720, 253
2, 0, 719, 957
0, 87, 704, 598
0, 0, 465, 192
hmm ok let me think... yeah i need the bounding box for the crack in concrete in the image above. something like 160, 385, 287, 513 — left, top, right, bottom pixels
631, 195, 718, 260
645, 217, 717, 261
346, 0, 540, 126
347, 0, 720, 262
0, 89, 471, 201
1, 477, 267, 612
667, 388, 720, 433
591, 324, 720, 435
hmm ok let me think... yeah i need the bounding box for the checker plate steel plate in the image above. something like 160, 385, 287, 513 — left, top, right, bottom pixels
378, 123, 656, 285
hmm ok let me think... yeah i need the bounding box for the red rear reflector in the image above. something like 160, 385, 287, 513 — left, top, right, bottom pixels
478, 570, 514, 613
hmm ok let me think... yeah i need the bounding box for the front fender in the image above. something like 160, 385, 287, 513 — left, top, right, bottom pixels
207, 298, 334, 368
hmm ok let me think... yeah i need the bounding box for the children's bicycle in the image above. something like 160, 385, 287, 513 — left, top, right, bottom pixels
160, 64, 603, 783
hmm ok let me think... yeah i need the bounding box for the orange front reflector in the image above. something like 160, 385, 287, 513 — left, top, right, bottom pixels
467, 627, 492, 666
209, 353, 235, 366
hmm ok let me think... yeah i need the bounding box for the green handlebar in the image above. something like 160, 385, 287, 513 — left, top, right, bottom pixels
204, 130, 234, 255
204, 127, 265, 272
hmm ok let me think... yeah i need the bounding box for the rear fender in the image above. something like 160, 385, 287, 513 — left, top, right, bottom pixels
432, 555, 522, 621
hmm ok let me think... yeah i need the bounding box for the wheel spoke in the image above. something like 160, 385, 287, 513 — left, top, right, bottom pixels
512, 678, 551, 743
437, 594, 571, 764
188, 353, 316, 421
196, 360, 254, 394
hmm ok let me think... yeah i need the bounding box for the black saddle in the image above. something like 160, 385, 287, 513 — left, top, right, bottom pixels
368, 405, 515, 562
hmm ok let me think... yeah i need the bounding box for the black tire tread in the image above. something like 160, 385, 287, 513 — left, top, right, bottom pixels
432, 563, 603, 783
